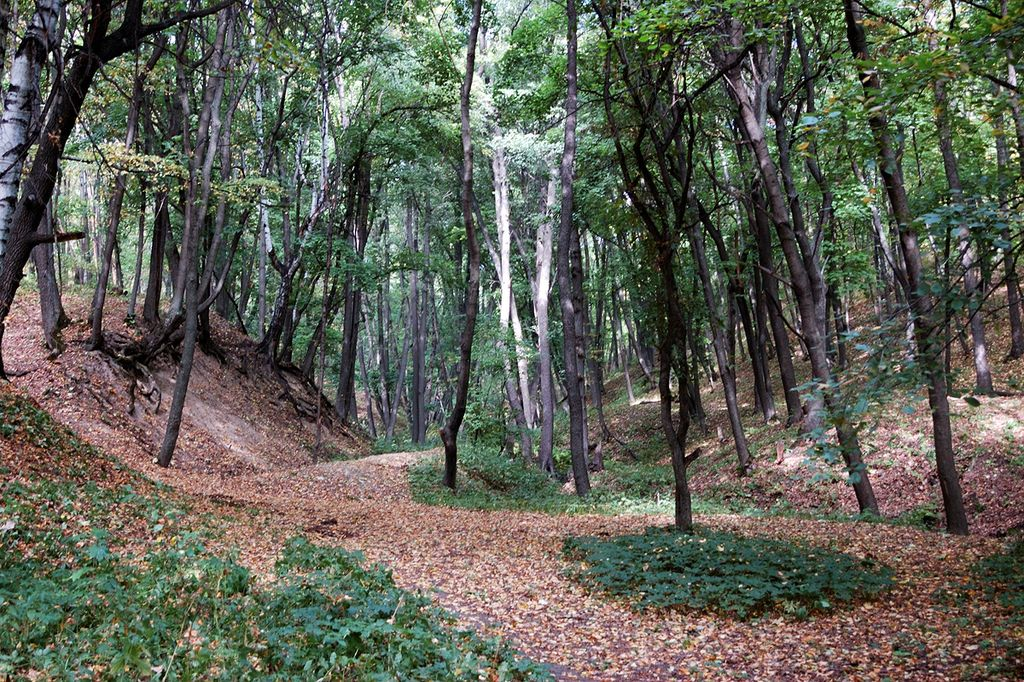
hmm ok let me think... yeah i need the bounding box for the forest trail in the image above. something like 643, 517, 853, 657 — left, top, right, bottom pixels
5, 298, 1016, 680
206, 446, 1001, 681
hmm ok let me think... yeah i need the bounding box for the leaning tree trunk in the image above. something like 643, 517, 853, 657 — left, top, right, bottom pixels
843, 0, 967, 534
156, 7, 233, 466
719, 25, 878, 514
0, 0, 233, 376
439, 0, 483, 490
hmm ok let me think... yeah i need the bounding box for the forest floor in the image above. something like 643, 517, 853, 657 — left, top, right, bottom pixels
4, 292, 1024, 679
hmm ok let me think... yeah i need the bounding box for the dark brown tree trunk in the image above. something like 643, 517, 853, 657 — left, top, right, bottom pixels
408, 197, 427, 443
751, 188, 801, 424
335, 155, 371, 422
719, 26, 877, 514
688, 219, 752, 471
32, 197, 67, 351
844, 0, 967, 534
143, 192, 169, 325
440, 0, 483, 490
557, 0, 590, 495
992, 85, 1024, 358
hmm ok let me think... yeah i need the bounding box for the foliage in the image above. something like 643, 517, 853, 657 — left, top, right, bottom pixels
0, 390, 547, 681
961, 540, 1024, 676
975, 540, 1024, 625
562, 527, 894, 620
409, 446, 730, 516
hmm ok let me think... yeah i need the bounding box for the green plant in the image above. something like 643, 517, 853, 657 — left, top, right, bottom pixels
961, 541, 1024, 676
562, 527, 893, 620
975, 541, 1024, 620
892, 502, 941, 530
0, 388, 549, 681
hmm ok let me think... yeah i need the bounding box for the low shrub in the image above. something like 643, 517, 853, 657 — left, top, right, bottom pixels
562, 527, 893, 620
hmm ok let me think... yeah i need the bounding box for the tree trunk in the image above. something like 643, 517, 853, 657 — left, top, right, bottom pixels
535, 175, 557, 473
32, 196, 67, 350
492, 142, 534, 460
844, 0, 967, 534
751, 188, 801, 424
992, 85, 1024, 357
440, 0, 483, 490
925, 6, 993, 394
0, 0, 60, 258
143, 192, 169, 325
719, 26, 877, 513
408, 197, 427, 443
127, 181, 147, 320
88, 56, 149, 348
688, 220, 752, 471
557, 0, 590, 495
335, 155, 371, 422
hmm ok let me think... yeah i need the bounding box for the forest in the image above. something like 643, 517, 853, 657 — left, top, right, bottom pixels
0, 0, 1023, 678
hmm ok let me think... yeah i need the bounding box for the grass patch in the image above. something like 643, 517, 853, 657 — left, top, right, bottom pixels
409, 447, 735, 516
562, 527, 893, 620
1, 387, 548, 680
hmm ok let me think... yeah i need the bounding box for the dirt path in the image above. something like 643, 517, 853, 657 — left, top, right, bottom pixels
5, 299, 1015, 679
200, 449, 1005, 681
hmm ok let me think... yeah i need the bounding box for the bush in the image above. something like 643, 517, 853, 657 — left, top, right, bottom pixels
563, 527, 893, 620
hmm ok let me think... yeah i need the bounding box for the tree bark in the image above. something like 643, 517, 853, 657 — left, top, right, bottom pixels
32, 195, 66, 350
557, 0, 590, 495
440, 0, 483, 490
88, 45, 161, 349
688, 219, 752, 471
335, 154, 371, 422
0, 0, 60, 259
924, 6, 993, 395
843, 0, 967, 534
534, 174, 557, 473
492, 141, 534, 460
718, 23, 878, 513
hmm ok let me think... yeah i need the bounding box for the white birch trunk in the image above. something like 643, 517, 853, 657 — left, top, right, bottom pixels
0, 0, 60, 258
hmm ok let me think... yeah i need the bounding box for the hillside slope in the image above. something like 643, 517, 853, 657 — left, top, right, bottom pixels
5, 294, 367, 493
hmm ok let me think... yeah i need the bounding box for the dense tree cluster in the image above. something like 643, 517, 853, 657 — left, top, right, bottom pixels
1, 0, 1022, 536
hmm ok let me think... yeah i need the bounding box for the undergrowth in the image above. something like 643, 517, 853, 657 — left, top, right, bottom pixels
562, 527, 894, 620
0, 387, 548, 680
409, 446, 735, 516
966, 540, 1024, 676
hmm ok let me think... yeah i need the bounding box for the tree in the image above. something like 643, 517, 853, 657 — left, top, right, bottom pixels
440, 0, 483, 490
